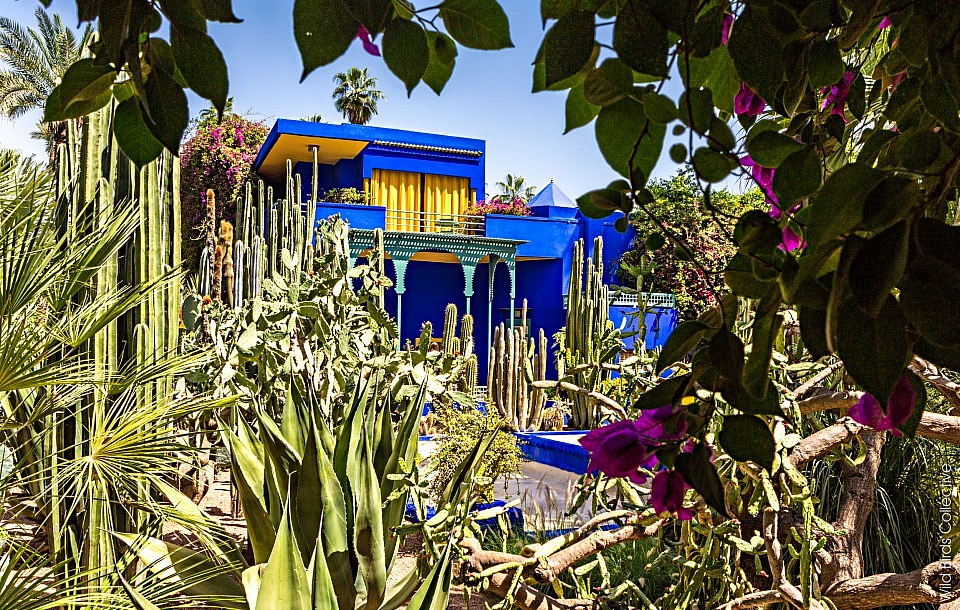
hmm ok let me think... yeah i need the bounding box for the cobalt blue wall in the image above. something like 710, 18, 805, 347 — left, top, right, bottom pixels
354, 255, 567, 381
609, 306, 679, 350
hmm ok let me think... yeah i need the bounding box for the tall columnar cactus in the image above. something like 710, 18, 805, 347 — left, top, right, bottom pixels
47, 102, 182, 589
487, 300, 548, 431
564, 237, 617, 429
211, 163, 323, 306
460, 313, 474, 358
442, 303, 458, 354
371, 227, 386, 309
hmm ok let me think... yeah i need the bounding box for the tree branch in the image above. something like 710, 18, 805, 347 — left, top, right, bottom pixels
460, 520, 663, 584
825, 559, 960, 609
910, 356, 960, 413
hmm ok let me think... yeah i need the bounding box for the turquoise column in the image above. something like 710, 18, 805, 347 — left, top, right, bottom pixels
463, 262, 477, 316
487, 254, 499, 355
392, 257, 410, 346
506, 257, 516, 330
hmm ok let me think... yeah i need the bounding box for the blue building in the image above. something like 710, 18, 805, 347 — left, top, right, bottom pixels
253, 120, 666, 379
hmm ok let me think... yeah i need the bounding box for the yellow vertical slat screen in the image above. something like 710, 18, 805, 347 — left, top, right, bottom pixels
423, 174, 470, 231
371, 170, 470, 232
372, 169, 421, 231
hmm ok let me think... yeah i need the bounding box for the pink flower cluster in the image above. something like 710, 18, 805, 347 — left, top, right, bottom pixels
579, 406, 694, 519
180, 113, 269, 270
464, 198, 533, 217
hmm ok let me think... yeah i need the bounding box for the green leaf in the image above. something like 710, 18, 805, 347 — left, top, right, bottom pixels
111, 533, 246, 608
383, 19, 429, 94
719, 378, 783, 415
678, 87, 714, 135
565, 82, 600, 133
848, 221, 910, 317
683, 46, 739, 114
669, 142, 687, 163
709, 329, 745, 381
170, 24, 229, 115
42, 58, 115, 122
423, 31, 458, 95
675, 443, 728, 516
348, 0, 392, 31
114, 97, 165, 167
746, 131, 804, 168
542, 11, 596, 88
142, 69, 190, 153
595, 97, 665, 180
642, 92, 677, 123
806, 38, 845, 88
719, 415, 775, 471
614, 0, 669, 77
294, 0, 357, 81
728, 5, 784, 103
440, 0, 513, 50
742, 300, 783, 399
403, 539, 453, 610
197, 0, 242, 22
798, 305, 830, 360
645, 232, 665, 250
257, 497, 311, 610
772, 145, 822, 207
899, 256, 960, 347
351, 435, 387, 609
584, 58, 633, 106
804, 163, 882, 243
117, 571, 162, 610
693, 147, 735, 183
634, 373, 694, 410
708, 116, 736, 151
836, 296, 911, 406
724, 252, 775, 299
656, 321, 708, 372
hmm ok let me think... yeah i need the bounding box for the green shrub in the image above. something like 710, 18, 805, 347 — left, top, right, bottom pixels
428, 407, 524, 503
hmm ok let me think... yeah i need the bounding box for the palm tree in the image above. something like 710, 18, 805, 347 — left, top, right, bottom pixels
0, 9, 92, 163
332, 67, 385, 125
495, 173, 537, 203
300, 113, 324, 122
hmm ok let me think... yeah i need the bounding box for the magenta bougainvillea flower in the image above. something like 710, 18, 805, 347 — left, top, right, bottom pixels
848, 374, 916, 436
734, 82, 766, 117
463, 198, 533, 217
878, 16, 892, 29
821, 71, 855, 121
357, 26, 381, 57
721, 13, 734, 45
650, 471, 693, 520
741, 155, 805, 251
634, 405, 688, 442
579, 420, 657, 484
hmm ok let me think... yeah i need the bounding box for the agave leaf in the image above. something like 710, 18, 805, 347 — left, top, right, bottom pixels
151, 478, 247, 569
353, 434, 386, 610
256, 494, 311, 610
402, 541, 452, 610
117, 570, 163, 610
111, 533, 246, 608
241, 565, 264, 610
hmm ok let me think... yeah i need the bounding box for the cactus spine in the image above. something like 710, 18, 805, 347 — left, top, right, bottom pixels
487, 300, 547, 430
564, 237, 614, 429
442, 303, 458, 355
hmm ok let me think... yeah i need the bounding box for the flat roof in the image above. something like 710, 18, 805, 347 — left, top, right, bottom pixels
253, 119, 486, 181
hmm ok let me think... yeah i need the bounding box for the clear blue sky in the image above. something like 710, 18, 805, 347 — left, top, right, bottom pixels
1, 0, 684, 198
